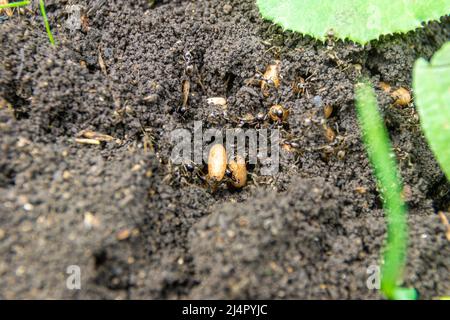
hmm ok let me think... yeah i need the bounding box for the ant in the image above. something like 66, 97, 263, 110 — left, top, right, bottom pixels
292, 70, 317, 99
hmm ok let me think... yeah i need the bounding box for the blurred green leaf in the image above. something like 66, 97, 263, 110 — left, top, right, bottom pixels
355, 80, 416, 300
414, 42, 450, 180
257, 0, 450, 44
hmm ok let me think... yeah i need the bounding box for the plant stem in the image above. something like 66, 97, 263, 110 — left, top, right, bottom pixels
0, 1, 30, 9
39, 0, 55, 45
355, 79, 417, 300
1, 1, 55, 46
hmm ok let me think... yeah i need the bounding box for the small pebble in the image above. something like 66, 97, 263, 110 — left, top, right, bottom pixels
223, 4, 233, 15
15, 266, 26, 277
20, 221, 33, 233
313, 95, 323, 108
63, 170, 72, 180
117, 228, 131, 241
84, 212, 101, 229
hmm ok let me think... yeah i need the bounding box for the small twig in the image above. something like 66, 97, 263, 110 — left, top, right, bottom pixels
98, 49, 107, 75
438, 211, 450, 241
87, 0, 106, 16
16, 48, 25, 80
77, 129, 114, 142
75, 138, 101, 145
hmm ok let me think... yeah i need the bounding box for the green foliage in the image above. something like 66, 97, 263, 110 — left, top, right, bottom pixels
355, 80, 417, 300
257, 0, 450, 44
0, 0, 30, 8
413, 42, 450, 180
39, 0, 55, 45
0, 0, 54, 45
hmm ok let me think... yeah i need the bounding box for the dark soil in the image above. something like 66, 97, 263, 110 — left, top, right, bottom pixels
0, 0, 449, 299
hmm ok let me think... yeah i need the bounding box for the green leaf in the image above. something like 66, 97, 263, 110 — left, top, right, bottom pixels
257, 0, 450, 44
39, 0, 55, 45
413, 42, 450, 180
0, 1, 30, 9
355, 80, 416, 300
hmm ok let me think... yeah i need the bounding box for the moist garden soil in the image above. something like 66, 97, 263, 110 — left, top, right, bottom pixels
0, 0, 449, 299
